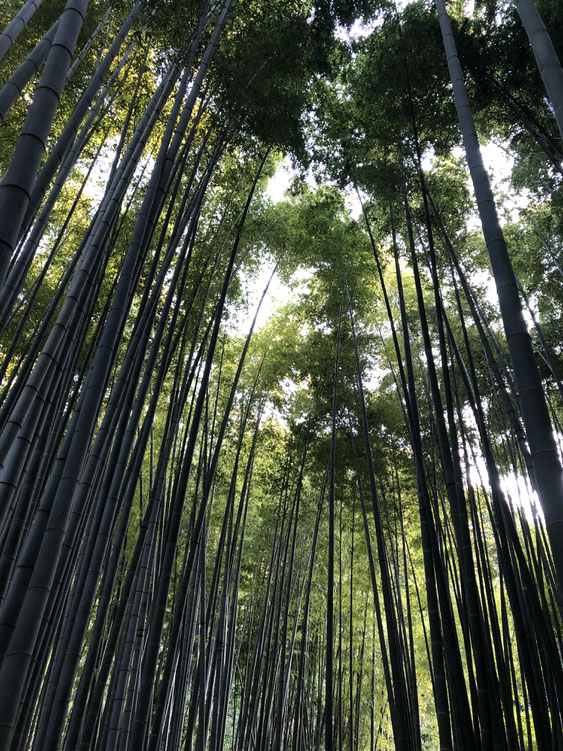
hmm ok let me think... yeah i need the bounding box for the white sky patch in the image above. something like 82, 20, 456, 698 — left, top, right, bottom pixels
265, 160, 293, 202
226, 263, 283, 336
450, 141, 530, 228
460, 404, 542, 523
480, 141, 512, 181
227, 264, 314, 338
78, 136, 154, 210
79, 148, 115, 205
363, 358, 387, 392
479, 141, 529, 222
467, 452, 541, 523
344, 185, 362, 219
465, 0, 475, 17
335, 17, 381, 43
265, 156, 319, 202
421, 145, 437, 173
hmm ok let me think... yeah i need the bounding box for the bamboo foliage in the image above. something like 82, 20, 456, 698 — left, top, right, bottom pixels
0, 0, 561, 749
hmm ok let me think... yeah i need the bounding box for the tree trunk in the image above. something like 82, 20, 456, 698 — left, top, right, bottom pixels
0, 0, 89, 286
514, 0, 563, 141
0, 0, 47, 60
434, 0, 563, 607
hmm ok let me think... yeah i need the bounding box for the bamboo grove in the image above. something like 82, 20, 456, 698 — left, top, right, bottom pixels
0, 0, 561, 748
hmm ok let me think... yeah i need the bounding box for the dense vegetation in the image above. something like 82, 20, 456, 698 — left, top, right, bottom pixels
0, 0, 562, 748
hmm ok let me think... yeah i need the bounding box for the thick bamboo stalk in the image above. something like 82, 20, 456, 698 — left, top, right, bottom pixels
514, 0, 563, 141
434, 0, 563, 606
0, 20, 58, 124
0, 0, 89, 286
0, 0, 46, 60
